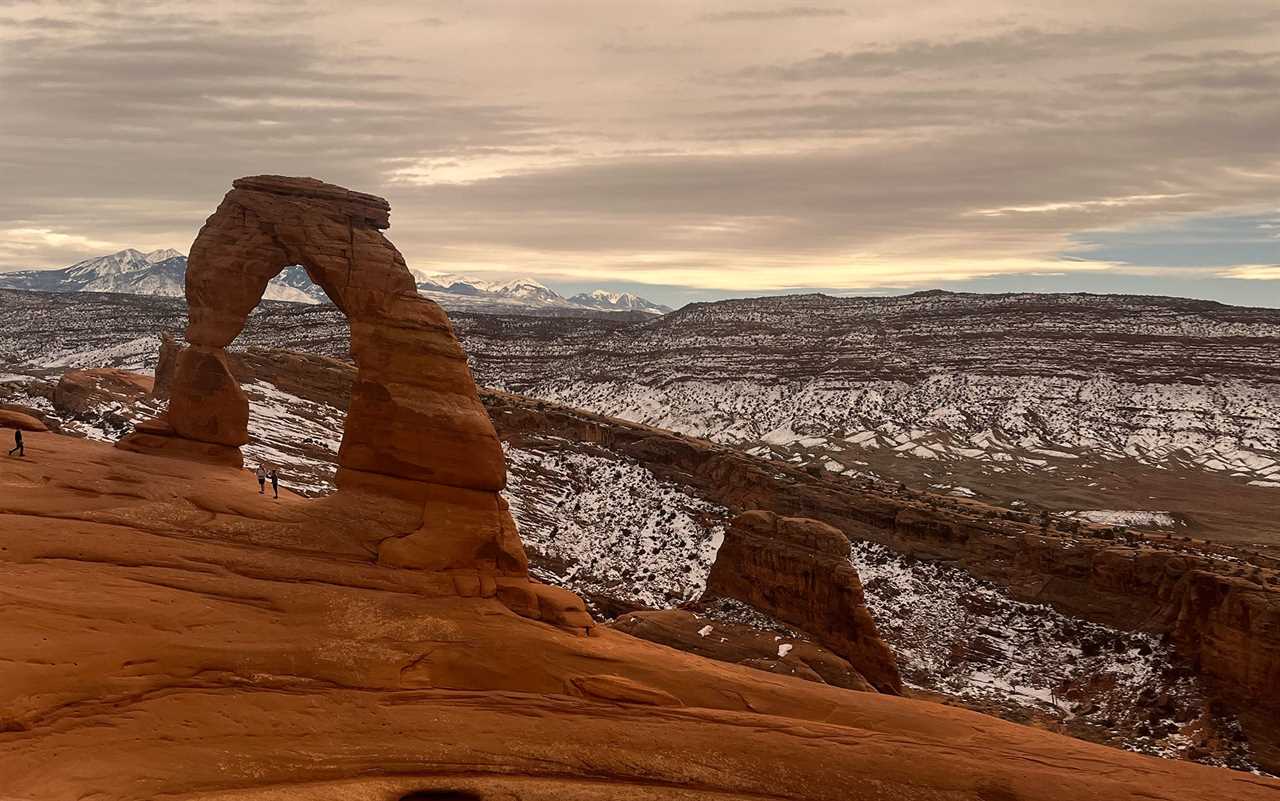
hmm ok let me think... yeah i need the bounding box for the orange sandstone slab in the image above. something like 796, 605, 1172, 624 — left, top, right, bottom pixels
0, 433, 1277, 801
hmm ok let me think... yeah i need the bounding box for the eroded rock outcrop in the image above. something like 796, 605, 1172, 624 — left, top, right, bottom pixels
704, 510, 903, 694
610, 608, 876, 691
53, 369, 153, 417
127, 175, 502, 488
0, 408, 48, 432
482, 389, 1280, 769
117, 175, 584, 628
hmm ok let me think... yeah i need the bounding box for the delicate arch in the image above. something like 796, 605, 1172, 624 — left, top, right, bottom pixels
116, 175, 596, 629
168, 175, 504, 493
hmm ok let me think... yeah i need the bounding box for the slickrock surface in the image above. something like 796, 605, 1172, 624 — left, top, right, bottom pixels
0, 409, 48, 432
3, 431, 1280, 800
609, 608, 877, 691
705, 510, 903, 695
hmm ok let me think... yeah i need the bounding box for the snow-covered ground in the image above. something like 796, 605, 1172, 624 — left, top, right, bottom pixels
240, 381, 344, 496
504, 443, 727, 608
1056, 510, 1181, 528
527, 376, 1280, 485
851, 540, 1262, 771
28, 336, 162, 371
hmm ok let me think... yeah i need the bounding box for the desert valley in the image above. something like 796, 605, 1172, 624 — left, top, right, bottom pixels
1, 175, 1277, 800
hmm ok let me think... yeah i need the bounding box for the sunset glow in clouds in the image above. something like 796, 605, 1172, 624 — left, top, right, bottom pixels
1, 1, 1277, 306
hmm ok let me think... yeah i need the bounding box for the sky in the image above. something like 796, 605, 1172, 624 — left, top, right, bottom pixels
1, 0, 1277, 308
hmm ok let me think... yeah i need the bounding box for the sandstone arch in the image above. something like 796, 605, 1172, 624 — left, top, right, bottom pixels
171, 175, 503, 493
118, 176, 588, 625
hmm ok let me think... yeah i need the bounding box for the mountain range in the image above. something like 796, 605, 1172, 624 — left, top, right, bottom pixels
0, 249, 672, 315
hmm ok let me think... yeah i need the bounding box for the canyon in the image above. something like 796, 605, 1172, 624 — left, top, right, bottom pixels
5, 297, 1278, 772
2, 177, 1278, 798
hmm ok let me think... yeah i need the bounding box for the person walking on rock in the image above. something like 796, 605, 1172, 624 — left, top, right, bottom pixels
270, 468, 279, 500
7, 429, 22, 457
255, 464, 268, 494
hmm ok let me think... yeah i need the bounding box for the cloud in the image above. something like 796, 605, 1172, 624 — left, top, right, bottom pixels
746, 12, 1280, 80
0, 1, 547, 264
1, 0, 1278, 308
701, 6, 847, 22
1221, 265, 1280, 279
971, 194, 1198, 217
0, 227, 124, 271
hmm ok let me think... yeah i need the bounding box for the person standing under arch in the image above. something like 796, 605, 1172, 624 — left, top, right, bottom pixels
269, 468, 279, 499
7, 429, 22, 457
255, 464, 268, 494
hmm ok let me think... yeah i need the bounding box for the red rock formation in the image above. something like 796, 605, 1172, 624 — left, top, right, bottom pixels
483, 388, 1280, 769
136, 175, 503, 491
705, 510, 903, 694
610, 608, 876, 691
118, 175, 578, 626
53, 368, 153, 416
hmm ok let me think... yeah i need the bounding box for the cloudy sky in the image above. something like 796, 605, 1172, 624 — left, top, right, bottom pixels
1, 0, 1278, 307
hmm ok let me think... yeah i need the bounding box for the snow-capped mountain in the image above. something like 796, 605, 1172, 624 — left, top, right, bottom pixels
261, 265, 329, 304
0, 249, 673, 315
569, 289, 672, 314
0, 249, 189, 296
0, 249, 326, 304
410, 269, 671, 313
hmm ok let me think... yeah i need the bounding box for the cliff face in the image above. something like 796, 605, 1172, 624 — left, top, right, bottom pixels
705, 510, 903, 695
871, 508, 1280, 750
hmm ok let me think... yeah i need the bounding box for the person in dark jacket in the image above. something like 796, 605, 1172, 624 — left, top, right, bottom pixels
7, 429, 23, 457
270, 469, 279, 499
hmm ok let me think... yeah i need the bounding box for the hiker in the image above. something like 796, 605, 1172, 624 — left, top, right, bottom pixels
7, 429, 22, 457
270, 468, 279, 499
255, 464, 268, 494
